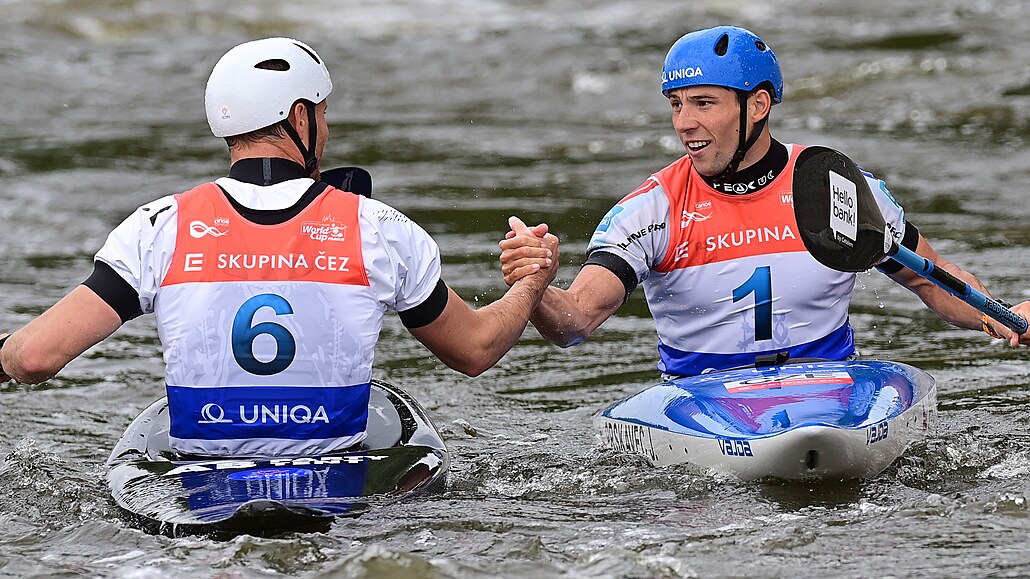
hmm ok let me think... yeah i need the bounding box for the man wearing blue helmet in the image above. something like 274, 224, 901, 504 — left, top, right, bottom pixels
659, 25, 784, 184
500, 25, 1027, 377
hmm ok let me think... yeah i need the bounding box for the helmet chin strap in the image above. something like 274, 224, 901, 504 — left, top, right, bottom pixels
278, 101, 320, 176
711, 90, 767, 183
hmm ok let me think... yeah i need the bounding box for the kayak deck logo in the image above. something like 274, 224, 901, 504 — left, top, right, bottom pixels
163, 454, 388, 477
724, 371, 854, 393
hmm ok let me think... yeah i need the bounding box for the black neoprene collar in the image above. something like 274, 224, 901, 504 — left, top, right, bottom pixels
228, 158, 311, 186
703, 139, 788, 195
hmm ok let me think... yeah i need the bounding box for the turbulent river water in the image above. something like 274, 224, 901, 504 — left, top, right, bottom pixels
2, 0, 1030, 577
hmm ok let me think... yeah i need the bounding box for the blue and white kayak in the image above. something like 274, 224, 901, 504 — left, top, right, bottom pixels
107, 380, 449, 537
594, 360, 936, 481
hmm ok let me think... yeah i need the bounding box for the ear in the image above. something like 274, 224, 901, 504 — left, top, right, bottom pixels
750, 89, 772, 122
289, 101, 309, 127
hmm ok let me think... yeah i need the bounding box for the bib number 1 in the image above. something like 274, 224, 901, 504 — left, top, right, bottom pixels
732, 266, 773, 341
232, 294, 297, 375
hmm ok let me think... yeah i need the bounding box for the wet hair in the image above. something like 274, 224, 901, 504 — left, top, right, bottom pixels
225, 123, 287, 149
755, 81, 776, 98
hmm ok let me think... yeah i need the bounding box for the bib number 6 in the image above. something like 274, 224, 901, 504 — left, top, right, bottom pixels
232, 294, 297, 376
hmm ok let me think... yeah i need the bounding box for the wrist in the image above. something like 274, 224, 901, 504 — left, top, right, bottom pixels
0, 333, 8, 377
513, 269, 548, 288
982, 314, 1003, 339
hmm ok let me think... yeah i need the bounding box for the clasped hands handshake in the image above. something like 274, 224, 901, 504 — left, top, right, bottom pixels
498, 216, 560, 287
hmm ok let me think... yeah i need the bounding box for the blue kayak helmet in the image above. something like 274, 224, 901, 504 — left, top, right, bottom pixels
661, 26, 783, 181
661, 26, 783, 102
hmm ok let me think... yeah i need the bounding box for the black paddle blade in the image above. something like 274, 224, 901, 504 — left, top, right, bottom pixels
321, 166, 373, 198
792, 146, 892, 273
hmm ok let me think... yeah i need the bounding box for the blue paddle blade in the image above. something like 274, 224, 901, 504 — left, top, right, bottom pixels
792, 146, 892, 272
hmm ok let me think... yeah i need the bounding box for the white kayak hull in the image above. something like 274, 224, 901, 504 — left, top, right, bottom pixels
595, 360, 937, 481
107, 380, 449, 536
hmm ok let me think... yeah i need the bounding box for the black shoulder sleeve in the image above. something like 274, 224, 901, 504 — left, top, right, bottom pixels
398, 279, 449, 329
876, 221, 920, 275
82, 261, 143, 323
584, 251, 638, 302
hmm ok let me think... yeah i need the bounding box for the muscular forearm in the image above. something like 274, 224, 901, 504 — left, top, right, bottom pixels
413, 274, 551, 377
530, 266, 628, 348
529, 286, 600, 347
1, 329, 64, 384
891, 258, 995, 331
527, 264, 627, 347
0, 286, 122, 384
934, 262, 995, 329
466, 274, 552, 369
889, 234, 1002, 331
909, 261, 1029, 347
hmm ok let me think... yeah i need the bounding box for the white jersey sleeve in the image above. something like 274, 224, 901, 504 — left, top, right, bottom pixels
862, 171, 908, 255
360, 198, 442, 312
585, 179, 672, 285
94, 195, 179, 315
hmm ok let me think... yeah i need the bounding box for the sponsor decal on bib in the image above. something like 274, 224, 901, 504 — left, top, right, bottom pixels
190, 219, 229, 238
301, 216, 348, 243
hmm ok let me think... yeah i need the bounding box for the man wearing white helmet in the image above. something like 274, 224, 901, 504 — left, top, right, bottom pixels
0, 38, 558, 458
500, 25, 1028, 377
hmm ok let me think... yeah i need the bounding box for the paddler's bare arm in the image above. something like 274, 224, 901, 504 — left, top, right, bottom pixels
408, 217, 558, 376
499, 217, 625, 347
0, 285, 122, 383
524, 265, 626, 347
887, 234, 1026, 347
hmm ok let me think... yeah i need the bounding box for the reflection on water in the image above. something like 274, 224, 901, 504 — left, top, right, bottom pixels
758, 479, 867, 510
1, 0, 1029, 576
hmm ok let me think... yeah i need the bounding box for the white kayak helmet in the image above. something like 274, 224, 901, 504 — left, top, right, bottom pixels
205, 37, 333, 138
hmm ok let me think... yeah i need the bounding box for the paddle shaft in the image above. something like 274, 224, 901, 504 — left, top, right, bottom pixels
888, 244, 1028, 333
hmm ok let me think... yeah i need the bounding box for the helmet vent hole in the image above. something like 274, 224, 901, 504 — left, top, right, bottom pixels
714, 33, 729, 56
294, 43, 322, 65
755, 40, 768, 52
255, 59, 290, 72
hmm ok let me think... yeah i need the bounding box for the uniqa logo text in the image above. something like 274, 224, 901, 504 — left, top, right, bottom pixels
662, 67, 704, 83
240, 404, 330, 424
